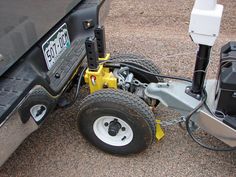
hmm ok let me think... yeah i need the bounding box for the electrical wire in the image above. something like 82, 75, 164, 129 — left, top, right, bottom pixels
185, 89, 236, 151
62, 66, 87, 108
103, 60, 192, 83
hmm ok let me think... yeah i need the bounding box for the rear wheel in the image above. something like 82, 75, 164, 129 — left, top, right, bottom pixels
77, 89, 156, 155
110, 54, 164, 83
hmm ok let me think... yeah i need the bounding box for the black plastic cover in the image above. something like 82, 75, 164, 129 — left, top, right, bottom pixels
216, 41, 236, 116
220, 42, 236, 90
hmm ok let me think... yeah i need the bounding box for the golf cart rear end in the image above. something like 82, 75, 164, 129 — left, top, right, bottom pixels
0, 0, 110, 166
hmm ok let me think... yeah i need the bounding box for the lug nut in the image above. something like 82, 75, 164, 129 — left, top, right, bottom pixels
121, 127, 126, 131
104, 122, 109, 127
55, 73, 60, 79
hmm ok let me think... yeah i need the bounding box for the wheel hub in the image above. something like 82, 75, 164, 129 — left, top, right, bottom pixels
93, 116, 134, 146
108, 119, 122, 136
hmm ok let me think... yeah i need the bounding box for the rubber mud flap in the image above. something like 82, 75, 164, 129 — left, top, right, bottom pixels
19, 88, 57, 124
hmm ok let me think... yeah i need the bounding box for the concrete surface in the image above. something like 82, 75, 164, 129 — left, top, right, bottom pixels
0, 0, 236, 176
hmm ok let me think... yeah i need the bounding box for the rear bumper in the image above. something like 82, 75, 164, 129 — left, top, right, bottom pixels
0, 85, 57, 167
0, 110, 38, 167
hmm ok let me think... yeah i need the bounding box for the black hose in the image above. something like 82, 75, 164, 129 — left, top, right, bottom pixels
104, 61, 192, 83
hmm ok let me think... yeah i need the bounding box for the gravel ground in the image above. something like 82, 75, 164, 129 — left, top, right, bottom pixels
1, 0, 236, 176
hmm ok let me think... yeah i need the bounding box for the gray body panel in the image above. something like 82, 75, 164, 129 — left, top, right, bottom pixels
0, 0, 82, 76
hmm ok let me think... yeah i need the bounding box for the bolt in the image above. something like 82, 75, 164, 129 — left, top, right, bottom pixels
121, 127, 126, 131
91, 76, 96, 85
86, 22, 91, 28
121, 136, 127, 141
186, 87, 190, 91
0, 54, 3, 62
104, 122, 109, 127
196, 94, 201, 99
103, 83, 108, 88
55, 73, 60, 79
232, 92, 236, 98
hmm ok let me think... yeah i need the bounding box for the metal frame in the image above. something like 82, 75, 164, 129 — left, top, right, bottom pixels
145, 80, 236, 147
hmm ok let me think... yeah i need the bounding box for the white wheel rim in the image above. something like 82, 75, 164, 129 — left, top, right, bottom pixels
93, 116, 133, 146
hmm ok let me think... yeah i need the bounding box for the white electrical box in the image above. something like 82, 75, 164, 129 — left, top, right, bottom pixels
189, 0, 224, 46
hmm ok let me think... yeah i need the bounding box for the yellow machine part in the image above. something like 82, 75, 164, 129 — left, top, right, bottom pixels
156, 120, 165, 140
98, 53, 110, 61
84, 54, 117, 93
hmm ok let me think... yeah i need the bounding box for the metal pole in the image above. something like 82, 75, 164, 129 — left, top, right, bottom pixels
191, 44, 211, 94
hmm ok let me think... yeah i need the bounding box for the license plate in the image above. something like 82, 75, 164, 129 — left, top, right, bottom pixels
42, 23, 70, 70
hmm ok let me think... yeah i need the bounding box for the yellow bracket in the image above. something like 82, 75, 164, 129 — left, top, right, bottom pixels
156, 120, 165, 141
84, 54, 117, 93
98, 53, 111, 61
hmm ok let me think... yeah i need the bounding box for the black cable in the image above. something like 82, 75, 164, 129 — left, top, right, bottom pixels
185, 89, 236, 151
103, 61, 192, 83
62, 66, 87, 108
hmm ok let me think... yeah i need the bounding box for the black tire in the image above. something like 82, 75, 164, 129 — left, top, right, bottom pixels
110, 54, 164, 83
77, 89, 156, 155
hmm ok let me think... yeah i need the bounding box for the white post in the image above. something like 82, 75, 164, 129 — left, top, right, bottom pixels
194, 0, 217, 10
189, 0, 223, 46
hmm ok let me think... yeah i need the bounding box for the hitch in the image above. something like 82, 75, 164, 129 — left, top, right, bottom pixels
84, 26, 117, 93
77, 0, 236, 156
95, 26, 106, 58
